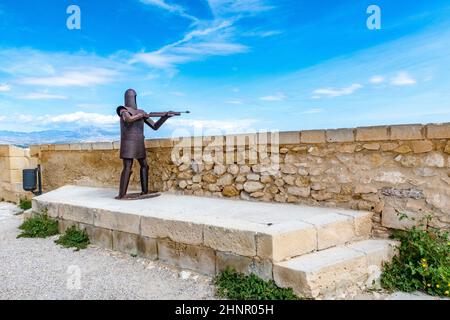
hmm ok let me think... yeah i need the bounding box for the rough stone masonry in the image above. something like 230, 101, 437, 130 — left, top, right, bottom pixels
5, 122, 450, 236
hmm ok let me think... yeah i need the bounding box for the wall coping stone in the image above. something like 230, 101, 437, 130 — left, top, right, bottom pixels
26, 122, 450, 151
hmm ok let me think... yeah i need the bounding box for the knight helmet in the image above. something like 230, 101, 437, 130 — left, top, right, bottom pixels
124, 89, 137, 110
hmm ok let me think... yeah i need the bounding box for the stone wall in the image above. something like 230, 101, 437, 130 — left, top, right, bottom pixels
0, 145, 36, 202
20, 123, 450, 235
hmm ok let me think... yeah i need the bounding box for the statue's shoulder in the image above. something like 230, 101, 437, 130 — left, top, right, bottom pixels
116, 105, 127, 116
136, 108, 146, 114
116, 106, 137, 116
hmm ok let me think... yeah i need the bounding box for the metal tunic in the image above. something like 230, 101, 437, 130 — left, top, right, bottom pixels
117, 106, 147, 160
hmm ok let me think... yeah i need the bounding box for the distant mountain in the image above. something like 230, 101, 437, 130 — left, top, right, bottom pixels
0, 128, 120, 147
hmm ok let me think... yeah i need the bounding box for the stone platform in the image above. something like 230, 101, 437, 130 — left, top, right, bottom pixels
30, 185, 398, 298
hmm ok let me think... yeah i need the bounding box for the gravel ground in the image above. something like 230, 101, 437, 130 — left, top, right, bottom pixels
0, 202, 216, 300
0, 202, 445, 300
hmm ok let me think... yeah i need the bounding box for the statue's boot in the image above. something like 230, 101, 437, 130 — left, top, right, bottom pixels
140, 164, 149, 195
116, 167, 132, 199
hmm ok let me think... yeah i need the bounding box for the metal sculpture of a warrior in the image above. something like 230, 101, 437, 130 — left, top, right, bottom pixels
115, 89, 189, 200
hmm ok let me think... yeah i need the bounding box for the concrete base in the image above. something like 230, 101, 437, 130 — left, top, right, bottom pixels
30, 185, 396, 298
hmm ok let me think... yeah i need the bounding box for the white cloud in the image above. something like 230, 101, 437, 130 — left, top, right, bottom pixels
243, 30, 283, 38
313, 83, 363, 98
140, 0, 198, 21
20, 93, 67, 100
42, 112, 117, 125
132, 1, 270, 71
208, 0, 274, 16
132, 36, 248, 69
20, 68, 117, 87
391, 72, 417, 86
168, 118, 258, 135
0, 84, 10, 92
2, 112, 118, 128
370, 75, 385, 84
171, 91, 185, 96
259, 92, 286, 101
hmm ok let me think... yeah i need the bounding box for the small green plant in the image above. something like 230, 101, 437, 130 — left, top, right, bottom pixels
17, 211, 59, 238
381, 215, 449, 297
19, 198, 32, 210
55, 226, 90, 251
214, 268, 301, 300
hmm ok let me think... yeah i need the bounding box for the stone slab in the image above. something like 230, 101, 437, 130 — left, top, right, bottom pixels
33, 186, 372, 261
273, 240, 395, 298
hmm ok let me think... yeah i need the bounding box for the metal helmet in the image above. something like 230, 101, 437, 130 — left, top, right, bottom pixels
124, 89, 137, 109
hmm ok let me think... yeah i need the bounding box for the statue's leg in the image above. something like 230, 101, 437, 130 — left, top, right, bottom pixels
138, 158, 149, 195
116, 159, 133, 199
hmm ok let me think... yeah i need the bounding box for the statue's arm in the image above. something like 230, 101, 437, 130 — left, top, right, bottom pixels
144, 114, 171, 131
120, 108, 145, 123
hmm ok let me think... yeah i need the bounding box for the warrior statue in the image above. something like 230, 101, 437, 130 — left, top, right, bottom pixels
115, 89, 173, 199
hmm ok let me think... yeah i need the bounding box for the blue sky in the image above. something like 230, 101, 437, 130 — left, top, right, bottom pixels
0, 0, 450, 140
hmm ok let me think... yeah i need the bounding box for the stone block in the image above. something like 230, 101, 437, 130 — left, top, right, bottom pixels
326, 129, 355, 143
32, 200, 59, 218
92, 142, 113, 150
93, 209, 140, 234
0, 145, 9, 157
8, 146, 27, 157
0, 158, 10, 171
159, 139, 174, 148
427, 123, 450, 139
411, 140, 433, 153
381, 203, 426, 230
347, 240, 399, 267
0, 169, 10, 182
140, 216, 203, 246
279, 131, 300, 145
54, 144, 70, 151
256, 222, 317, 262
216, 252, 273, 281
9, 157, 29, 170
390, 125, 424, 140
302, 214, 355, 250
301, 130, 326, 144
273, 246, 367, 298
203, 225, 256, 257
145, 139, 160, 148
158, 239, 216, 275
112, 230, 139, 255
8, 170, 23, 183
356, 126, 389, 142
363, 143, 380, 151
137, 236, 158, 260
85, 225, 112, 249
69, 144, 82, 151
58, 219, 78, 234
335, 210, 373, 238
80, 143, 92, 151
29, 145, 41, 157
59, 204, 93, 225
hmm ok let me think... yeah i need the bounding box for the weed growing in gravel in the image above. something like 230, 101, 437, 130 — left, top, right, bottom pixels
17, 210, 59, 238
55, 226, 90, 251
19, 198, 32, 210
381, 215, 449, 297
214, 267, 301, 300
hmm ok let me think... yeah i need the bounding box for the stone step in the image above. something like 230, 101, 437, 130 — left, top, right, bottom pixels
32, 186, 373, 264
273, 239, 399, 299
